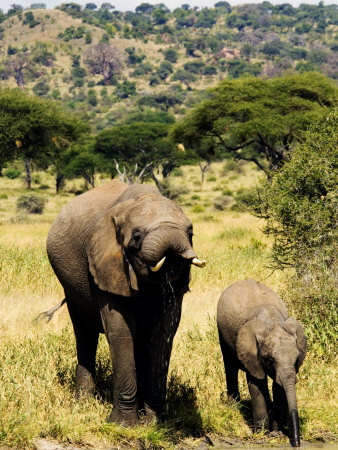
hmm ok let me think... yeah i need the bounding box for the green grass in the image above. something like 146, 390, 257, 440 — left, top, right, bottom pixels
0, 164, 336, 448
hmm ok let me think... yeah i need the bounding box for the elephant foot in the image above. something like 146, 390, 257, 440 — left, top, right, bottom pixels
107, 407, 139, 427
76, 366, 95, 399
138, 406, 158, 425
253, 417, 270, 433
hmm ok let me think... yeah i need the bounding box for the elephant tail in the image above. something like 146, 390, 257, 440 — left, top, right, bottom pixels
34, 298, 67, 324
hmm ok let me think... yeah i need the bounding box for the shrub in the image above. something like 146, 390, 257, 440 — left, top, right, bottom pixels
254, 106, 337, 357
160, 179, 189, 200
213, 195, 233, 210
206, 176, 216, 182
16, 194, 47, 214
172, 168, 183, 177
203, 65, 217, 76
191, 204, 205, 213
221, 160, 243, 175
5, 168, 21, 179
164, 48, 179, 63
233, 187, 256, 210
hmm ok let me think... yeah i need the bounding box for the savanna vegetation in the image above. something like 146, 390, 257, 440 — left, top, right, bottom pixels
0, 1, 337, 448
0, 107, 337, 448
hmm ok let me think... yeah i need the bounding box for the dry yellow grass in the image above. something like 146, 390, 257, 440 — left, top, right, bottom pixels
0, 165, 336, 448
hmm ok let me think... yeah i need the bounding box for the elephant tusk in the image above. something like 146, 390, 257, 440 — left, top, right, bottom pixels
191, 257, 206, 268
150, 256, 166, 272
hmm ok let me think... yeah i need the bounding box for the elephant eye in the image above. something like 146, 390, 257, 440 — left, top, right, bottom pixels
129, 230, 142, 250
187, 226, 193, 243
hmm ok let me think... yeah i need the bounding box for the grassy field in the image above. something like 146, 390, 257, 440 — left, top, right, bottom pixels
0, 163, 336, 448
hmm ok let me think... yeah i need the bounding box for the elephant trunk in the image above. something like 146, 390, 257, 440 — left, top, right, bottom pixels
141, 227, 198, 269
281, 376, 300, 447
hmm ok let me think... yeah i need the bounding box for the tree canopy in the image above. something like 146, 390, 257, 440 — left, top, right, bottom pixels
170, 72, 336, 173
0, 88, 88, 188
94, 121, 188, 187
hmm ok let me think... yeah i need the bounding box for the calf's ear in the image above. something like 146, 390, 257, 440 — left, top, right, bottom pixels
86, 199, 138, 297
237, 318, 266, 380
284, 317, 307, 368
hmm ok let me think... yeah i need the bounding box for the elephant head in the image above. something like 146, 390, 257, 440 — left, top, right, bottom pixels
86, 185, 206, 297
237, 315, 307, 447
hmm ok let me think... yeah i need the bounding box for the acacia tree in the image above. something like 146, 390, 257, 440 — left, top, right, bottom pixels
170, 72, 336, 174
84, 42, 123, 85
5, 53, 34, 89
94, 121, 188, 189
0, 88, 88, 189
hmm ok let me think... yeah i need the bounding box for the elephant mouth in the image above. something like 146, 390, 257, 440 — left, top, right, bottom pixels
150, 255, 206, 272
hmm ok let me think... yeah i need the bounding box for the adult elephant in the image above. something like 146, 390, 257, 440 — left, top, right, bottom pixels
47, 180, 206, 426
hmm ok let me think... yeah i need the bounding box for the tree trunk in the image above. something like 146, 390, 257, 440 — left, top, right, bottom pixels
25, 159, 32, 189
15, 69, 25, 89
198, 161, 210, 191
56, 172, 65, 194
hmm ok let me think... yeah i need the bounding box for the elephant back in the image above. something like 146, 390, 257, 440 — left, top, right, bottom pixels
217, 279, 288, 349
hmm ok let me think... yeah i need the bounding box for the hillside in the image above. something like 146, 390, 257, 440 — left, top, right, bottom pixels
0, 2, 337, 130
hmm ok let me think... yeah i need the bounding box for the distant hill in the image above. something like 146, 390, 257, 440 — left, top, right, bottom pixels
0, 2, 337, 130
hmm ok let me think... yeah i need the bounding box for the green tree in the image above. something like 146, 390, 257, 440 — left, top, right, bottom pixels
84, 42, 123, 85
171, 69, 196, 90
170, 73, 336, 174
0, 88, 88, 189
254, 106, 337, 355
94, 122, 187, 187
163, 48, 179, 63
63, 142, 100, 188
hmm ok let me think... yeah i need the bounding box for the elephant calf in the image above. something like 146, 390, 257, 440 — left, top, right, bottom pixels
217, 279, 307, 447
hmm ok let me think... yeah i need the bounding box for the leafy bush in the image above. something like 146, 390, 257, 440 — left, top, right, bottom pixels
221, 160, 243, 175
254, 106, 337, 357
191, 204, 205, 213
233, 187, 256, 210
213, 195, 233, 210
203, 65, 217, 76
16, 194, 47, 214
5, 168, 21, 179
159, 179, 189, 200
163, 48, 179, 63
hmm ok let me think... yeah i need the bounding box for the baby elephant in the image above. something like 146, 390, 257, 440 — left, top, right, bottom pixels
217, 279, 307, 447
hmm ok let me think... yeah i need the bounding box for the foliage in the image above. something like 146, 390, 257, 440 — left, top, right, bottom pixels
33, 79, 50, 97
170, 73, 336, 173
163, 48, 179, 64
94, 121, 187, 181
213, 194, 233, 210
5, 168, 21, 179
254, 106, 337, 356
84, 43, 123, 86
16, 193, 47, 214
115, 81, 136, 98
254, 105, 337, 269
0, 88, 88, 186
31, 41, 55, 66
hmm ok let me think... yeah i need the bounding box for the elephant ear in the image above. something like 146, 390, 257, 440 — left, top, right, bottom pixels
237, 318, 266, 379
284, 317, 307, 368
86, 199, 138, 297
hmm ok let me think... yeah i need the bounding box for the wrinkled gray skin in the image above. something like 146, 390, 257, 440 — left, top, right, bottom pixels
47, 180, 204, 426
217, 279, 307, 447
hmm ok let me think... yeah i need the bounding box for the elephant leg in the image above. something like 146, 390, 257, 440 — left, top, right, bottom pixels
67, 300, 99, 398
99, 296, 138, 426
135, 296, 182, 423
246, 372, 272, 432
271, 380, 288, 432
219, 338, 240, 401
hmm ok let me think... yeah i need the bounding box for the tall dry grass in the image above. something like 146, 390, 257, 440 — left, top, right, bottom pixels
0, 164, 336, 448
